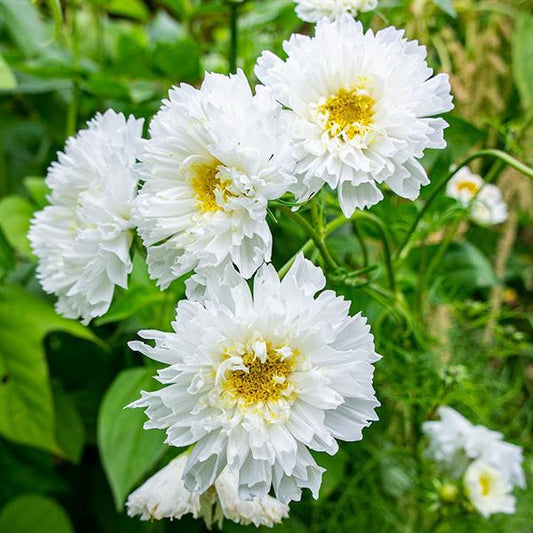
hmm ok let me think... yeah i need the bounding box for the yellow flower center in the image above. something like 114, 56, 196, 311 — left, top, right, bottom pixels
457, 180, 480, 196
319, 86, 375, 140
190, 161, 232, 213
479, 473, 492, 496
226, 346, 295, 405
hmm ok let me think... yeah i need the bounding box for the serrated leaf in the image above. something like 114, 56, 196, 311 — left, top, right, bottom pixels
0, 495, 73, 533
0, 285, 100, 455
97, 367, 167, 510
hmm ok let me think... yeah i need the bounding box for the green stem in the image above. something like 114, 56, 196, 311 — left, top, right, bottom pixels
228, 1, 238, 73
66, 0, 80, 137
396, 149, 533, 260
277, 205, 338, 273
351, 220, 369, 267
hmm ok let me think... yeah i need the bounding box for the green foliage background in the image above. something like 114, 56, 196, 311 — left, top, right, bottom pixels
0, 1, 532, 532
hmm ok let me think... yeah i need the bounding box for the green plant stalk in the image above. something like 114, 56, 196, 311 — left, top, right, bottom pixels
66, 0, 80, 137
277, 205, 338, 273
351, 220, 369, 267
396, 149, 533, 260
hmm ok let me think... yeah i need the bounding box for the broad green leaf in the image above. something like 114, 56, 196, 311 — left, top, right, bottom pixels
444, 116, 486, 162
152, 39, 201, 82
0, 228, 14, 281
95, 287, 166, 325
431, 241, 498, 300
23, 176, 50, 209
52, 381, 86, 464
513, 12, 533, 110
0, 53, 16, 90
98, 367, 167, 510
0, 495, 73, 533
0, 285, 100, 455
0, 0, 51, 57
0, 195, 35, 257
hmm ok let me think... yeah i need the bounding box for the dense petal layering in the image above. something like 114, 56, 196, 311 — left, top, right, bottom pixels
127, 453, 288, 528
423, 407, 525, 489
134, 70, 295, 289
28, 110, 144, 323
130, 255, 380, 504
256, 16, 453, 215
293, 0, 378, 23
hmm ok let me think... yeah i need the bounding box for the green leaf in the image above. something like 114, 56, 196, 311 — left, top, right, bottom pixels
97, 367, 167, 510
0, 195, 35, 258
105, 0, 149, 20
0, 495, 73, 533
513, 12, 533, 110
152, 39, 201, 82
0, 0, 51, 57
432, 241, 498, 300
0, 53, 17, 90
95, 287, 166, 325
52, 381, 86, 464
0, 285, 100, 455
0, 228, 14, 281
23, 177, 49, 209
432, 0, 456, 17
444, 116, 486, 162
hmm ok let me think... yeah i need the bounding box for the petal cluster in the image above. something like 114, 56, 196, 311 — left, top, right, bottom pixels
423, 406, 525, 517
28, 110, 144, 323
127, 452, 289, 528
256, 16, 453, 216
446, 167, 507, 226
134, 70, 295, 289
293, 0, 378, 23
129, 255, 380, 504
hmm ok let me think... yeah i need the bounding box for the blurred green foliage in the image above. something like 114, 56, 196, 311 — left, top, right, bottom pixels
0, 1, 532, 532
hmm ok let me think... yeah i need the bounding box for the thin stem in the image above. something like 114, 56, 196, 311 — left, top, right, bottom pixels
396, 149, 533, 260
351, 220, 369, 267
66, 0, 80, 137
277, 205, 338, 272
228, 1, 238, 73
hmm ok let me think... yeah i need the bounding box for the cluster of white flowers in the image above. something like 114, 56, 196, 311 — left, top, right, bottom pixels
446, 167, 508, 226
423, 407, 525, 518
26, 5, 468, 529
293, 0, 378, 23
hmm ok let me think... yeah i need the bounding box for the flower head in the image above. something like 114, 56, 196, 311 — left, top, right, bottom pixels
446, 167, 507, 226
129, 255, 380, 504
464, 460, 516, 518
255, 16, 453, 216
423, 407, 525, 489
127, 452, 289, 528
134, 70, 295, 289
28, 110, 143, 323
293, 0, 378, 23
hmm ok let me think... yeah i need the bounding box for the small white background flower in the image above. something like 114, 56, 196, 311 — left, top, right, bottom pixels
129, 255, 380, 504
28, 110, 144, 323
134, 70, 295, 289
464, 460, 516, 518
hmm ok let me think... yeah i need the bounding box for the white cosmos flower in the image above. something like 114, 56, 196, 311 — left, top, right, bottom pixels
464, 460, 516, 518
293, 0, 378, 23
446, 167, 508, 226
129, 254, 380, 504
28, 110, 143, 324
423, 407, 525, 489
255, 16, 453, 216
127, 453, 289, 528
134, 69, 295, 289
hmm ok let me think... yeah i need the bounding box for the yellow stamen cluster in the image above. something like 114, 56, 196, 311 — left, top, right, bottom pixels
319, 87, 375, 140
190, 161, 231, 213
227, 347, 294, 405
479, 473, 492, 496
457, 180, 480, 196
